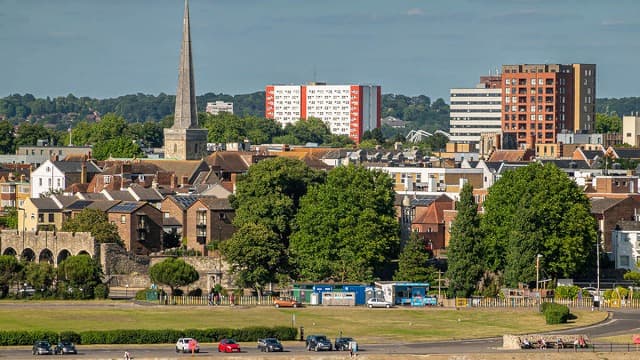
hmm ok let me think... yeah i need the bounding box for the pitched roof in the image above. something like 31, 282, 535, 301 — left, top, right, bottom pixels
64, 200, 94, 211
128, 185, 163, 202
206, 152, 252, 172
488, 149, 535, 162
76, 192, 108, 200
87, 200, 121, 211
139, 159, 209, 183
193, 197, 232, 210
29, 198, 60, 211
590, 197, 628, 214
166, 195, 200, 210
53, 160, 101, 173
163, 216, 182, 227
611, 147, 640, 159
103, 190, 136, 201
538, 159, 591, 170
107, 201, 146, 214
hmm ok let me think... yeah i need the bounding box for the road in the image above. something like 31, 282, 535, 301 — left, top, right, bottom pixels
1, 310, 639, 359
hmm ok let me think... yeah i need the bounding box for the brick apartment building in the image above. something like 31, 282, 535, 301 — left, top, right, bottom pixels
501, 64, 595, 149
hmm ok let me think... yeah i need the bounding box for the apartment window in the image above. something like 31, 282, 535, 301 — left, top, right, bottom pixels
530, 115, 535, 121
530, 79, 536, 85
38, 214, 44, 222
56, 179, 61, 187
504, 79, 510, 85
505, 88, 511, 94
620, 255, 630, 267
505, 97, 510, 103
48, 213, 54, 222
121, 215, 126, 224
538, 78, 544, 85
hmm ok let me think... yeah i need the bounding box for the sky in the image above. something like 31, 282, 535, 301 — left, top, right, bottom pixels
1, 0, 639, 101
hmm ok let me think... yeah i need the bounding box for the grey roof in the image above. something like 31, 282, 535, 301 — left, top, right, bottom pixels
582, 150, 603, 159
104, 190, 136, 201
65, 200, 94, 211
30, 198, 60, 211
163, 216, 182, 227
590, 197, 627, 214
539, 159, 591, 170
196, 197, 232, 210
53, 160, 101, 174
107, 201, 146, 214
77, 192, 108, 200
167, 195, 200, 210
393, 194, 444, 207
87, 200, 120, 212
613, 148, 640, 159
52, 195, 77, 208
129, 185, 163, 201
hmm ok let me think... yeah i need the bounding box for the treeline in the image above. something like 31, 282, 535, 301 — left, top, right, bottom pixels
597, 97, 640, 116
0, 92, 452, 133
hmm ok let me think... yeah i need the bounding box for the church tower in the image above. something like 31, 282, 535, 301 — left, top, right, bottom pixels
164, 0, 208, 160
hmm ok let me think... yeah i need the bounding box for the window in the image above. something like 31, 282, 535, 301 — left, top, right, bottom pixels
48, 213, 54, 222
121, 215, 126, 224
39, 178, 42, 186
57, 179, 61, 187
620, 255, 630, 267
104, 175, 111, 184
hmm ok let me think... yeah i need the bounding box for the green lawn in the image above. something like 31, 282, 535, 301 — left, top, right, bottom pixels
0, 301, 607, 343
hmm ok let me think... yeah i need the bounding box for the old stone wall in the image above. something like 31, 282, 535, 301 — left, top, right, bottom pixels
0, 230, 96, 265
150, 255, 233, 292
100, 243, 149, 276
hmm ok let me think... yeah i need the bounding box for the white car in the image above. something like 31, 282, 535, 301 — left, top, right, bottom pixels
367, 297, 393, 308
176, 338, 200, 353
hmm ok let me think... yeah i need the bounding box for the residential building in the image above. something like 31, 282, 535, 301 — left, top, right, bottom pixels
0, 174, 29, 210
30, 158, 101, 198
163, 0, 208, 160
623, 115, 640, 146
501, 64, 596, 149
184, 197, 235, 256
449, 76, 502, 151
612, 220, 640, 270
590, 195, 640, 253
409, 195, 456, 256
265, 82, 381, 143
19, 195, 76, 232
106, 201, 164, 255
205, 101, 234, 115
0, 146, 92, 168
367, 165, 484, 194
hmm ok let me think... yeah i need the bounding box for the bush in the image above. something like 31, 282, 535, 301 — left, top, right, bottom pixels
187, 288, 202, 297
135, 290, 147, 301
94, 284, 109, 299
542, 303, 570, 324
0, 326, 297, 345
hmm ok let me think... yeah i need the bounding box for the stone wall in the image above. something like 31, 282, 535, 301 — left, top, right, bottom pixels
150, 255, 233, 292
0, 230, 96, 265
100, 243, 149, 276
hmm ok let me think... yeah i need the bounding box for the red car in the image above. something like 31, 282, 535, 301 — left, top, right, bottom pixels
218, 338, 241, 353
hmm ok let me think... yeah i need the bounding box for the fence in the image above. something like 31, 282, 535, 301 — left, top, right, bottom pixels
445, 297, 640, 309
159, 294, 276, 306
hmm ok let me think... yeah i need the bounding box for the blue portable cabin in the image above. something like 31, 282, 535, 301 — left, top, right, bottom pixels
375, 281, 432, 307
342, 285, 372, 305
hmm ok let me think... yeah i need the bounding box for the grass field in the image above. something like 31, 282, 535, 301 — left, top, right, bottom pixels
0, 301, 607, 343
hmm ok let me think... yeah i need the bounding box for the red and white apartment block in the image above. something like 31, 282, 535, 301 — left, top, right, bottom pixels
265, 83, 381, 143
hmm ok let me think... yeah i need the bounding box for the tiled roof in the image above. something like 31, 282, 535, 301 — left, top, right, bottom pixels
166, 195, 200, 210
206, 152, 251, 172
77, 192, 108, 200
65, 200, 94, 211
539, 159, 591, 169
129, 185, 163, 201
103, 190, 136, 201
107, 201, 146, 214
163, 216, 182, 227
590, 197, 627, 214
195, 197, 232, 210
53, 160, 101, 173
140, 159, 209, 183
87, 200, 120, 211
488, 149, 535, 162
30, 198, 60, 211
583, 150, 604, 159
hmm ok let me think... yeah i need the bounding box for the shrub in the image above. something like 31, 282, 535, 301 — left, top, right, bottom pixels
187, 288, 202, 297
542, 303, 570, 324
94, 284, 109, 299
135, 290, 147, 301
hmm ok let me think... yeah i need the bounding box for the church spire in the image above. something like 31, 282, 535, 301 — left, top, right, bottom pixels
173, 0, 198, 129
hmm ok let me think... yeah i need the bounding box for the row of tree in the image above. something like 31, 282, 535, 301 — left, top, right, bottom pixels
447, 163, 598, 297
0, 254, 105, 299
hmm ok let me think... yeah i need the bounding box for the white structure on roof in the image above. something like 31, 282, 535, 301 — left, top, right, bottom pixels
206, 101, 234, 116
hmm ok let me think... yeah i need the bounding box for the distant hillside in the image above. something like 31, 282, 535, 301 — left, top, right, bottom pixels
3, 92, 638, 134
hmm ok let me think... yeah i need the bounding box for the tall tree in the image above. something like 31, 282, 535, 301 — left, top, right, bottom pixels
446, 183, 484, 297
62, 209, 122, 245
290, 165, 400, 282
481, 163, 597, 287
24, 262, 56, 294
149, 257, 199, 295
15, 123, 52, 146
92, 136, 143, 160
0, 255, 22, 298
220, 223, 285, 297
595, 113, 622, 134
57, 254, 103, 299
0, 120, 16, 154
393, 232, 435, 282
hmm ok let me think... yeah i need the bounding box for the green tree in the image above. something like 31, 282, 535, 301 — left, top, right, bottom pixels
0, 120, 16, 154
623, 271, 640, 286
57, 254, 103, 299
447, 183, 484, 297
15, 123, 51, 146
0, 207, 18, 229
284, 117, 330, 145
92, 136, 143, 160
0, 255, 22, 298
220, 223, 285, 297
595, 113, 622, 134
231, 157, 325, 244
481, 163, 597, 287
61, 209, 122, 245
393, 232, 435, 282
24, 262, 56, 294
91, 113, 128, 143
148, 257, 199, 295
290, 165, 400, 282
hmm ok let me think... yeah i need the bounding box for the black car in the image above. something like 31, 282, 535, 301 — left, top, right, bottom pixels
32, 340, 52, 355
257, 338, 283, 352
334, 336, 354, 351
306, 335, 332, 351
54, 340, 77, 355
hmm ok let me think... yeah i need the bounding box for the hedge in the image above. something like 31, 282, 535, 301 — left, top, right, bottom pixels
0, 326, 296, 346
541, 303, 570, 324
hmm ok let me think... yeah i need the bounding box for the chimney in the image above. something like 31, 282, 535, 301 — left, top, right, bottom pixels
181, 176, 189, 186
81, 157, 87, 184
170, 174, 177, 189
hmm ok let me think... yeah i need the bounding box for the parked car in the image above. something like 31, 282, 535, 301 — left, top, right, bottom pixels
32, 340, 52, 355
257, 338, 283, 352
218, 338, 241, 353
334, 336, 355, 351
175, 338, 200, 353
274, 297, 301, 308
54, 340, 77, 355
367, 297, 393, 308
306, 335, 332, 351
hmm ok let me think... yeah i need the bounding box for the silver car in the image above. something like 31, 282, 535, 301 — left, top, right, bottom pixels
367, 297, 393, 308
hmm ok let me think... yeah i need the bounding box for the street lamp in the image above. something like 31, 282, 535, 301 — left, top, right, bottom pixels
535, 254, 543, 293
596, 240, 601, 309
125, 284, 129, 299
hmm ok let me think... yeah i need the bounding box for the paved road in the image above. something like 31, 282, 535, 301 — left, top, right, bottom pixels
1, 310, 639, 359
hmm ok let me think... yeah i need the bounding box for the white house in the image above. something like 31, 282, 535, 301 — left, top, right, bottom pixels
612, 220, 640, 270
30, 159, 101, 198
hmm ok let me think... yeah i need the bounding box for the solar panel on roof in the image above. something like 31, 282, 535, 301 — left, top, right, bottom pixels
110, 202, 140, 212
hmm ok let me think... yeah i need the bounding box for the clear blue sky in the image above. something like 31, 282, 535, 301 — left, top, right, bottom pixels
1, 0, 639, 101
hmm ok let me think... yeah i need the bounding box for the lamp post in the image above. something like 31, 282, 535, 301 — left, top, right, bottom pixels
17, 207, 26, 253
125, 284, 129, 299
535, 254, 543, 293
596, 239, 601, 310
